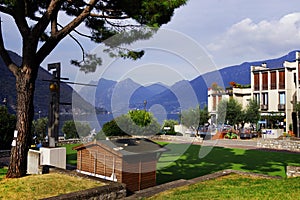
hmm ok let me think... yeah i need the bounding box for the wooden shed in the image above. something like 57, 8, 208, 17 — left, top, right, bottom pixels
73, 138, 167, 192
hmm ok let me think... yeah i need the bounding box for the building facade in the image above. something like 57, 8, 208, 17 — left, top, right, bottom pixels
207, 87, 251, 125
208, 52, 300, 137
251, 52, 300, 134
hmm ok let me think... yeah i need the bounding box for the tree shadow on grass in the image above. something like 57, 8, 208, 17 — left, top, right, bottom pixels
156, 144, 300, 185
66, 152, 77, 166
0, 168, 7, 180
238, 149, 300, 177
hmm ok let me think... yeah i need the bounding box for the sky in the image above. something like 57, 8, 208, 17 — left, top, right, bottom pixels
2, 0, 300, 87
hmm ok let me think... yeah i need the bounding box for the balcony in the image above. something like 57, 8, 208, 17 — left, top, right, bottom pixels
278, 104, 285, 110
261, 104, 268, 110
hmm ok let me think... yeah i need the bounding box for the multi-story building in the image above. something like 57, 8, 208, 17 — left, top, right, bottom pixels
207, 87, 251, 125
208, 51, 300, 137
251, 52, 300, 135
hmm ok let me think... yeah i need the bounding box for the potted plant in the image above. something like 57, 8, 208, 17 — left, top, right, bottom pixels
288, 123, 294, 137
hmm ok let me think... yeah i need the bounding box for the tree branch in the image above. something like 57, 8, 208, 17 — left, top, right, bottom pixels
31, 0, 63, 41
13, 1, 30, 38
57, 23, 85, 62
36, 0, 97, 63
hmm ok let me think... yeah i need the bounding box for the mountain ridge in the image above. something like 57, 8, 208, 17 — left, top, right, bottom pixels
0, 51, 95, 119
81, 50, 300, 116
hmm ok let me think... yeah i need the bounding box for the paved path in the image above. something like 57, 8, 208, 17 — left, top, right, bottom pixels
201, 139, 258, 149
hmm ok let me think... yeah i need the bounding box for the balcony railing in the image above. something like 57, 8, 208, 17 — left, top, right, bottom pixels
278, 104, 285, 110
261, 104, 268, 110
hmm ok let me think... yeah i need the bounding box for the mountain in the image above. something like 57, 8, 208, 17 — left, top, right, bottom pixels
0, 51, 94, 119
78, 50, 300, 119
84, 78, 170, 114
129, 83, 168, 109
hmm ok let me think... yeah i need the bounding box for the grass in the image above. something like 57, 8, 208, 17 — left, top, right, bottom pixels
41, 142, 300, 184
0, 167, 7, 180
62, 143, 81, 166
1, 142, 300, 199
149, 174, 300, 200
0, 172, 105, 200
156, 143, 300, 184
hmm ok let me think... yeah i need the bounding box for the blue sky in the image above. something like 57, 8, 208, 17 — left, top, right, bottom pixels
2, 0, 300, 87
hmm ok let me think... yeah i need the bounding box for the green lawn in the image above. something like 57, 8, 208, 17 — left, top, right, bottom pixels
62, 143, 80, 166
0, 167, 7, 180
2, 142, 300, 188
0, 172, 104, 200
149, 174, 300, 200
156, 143, 300, 184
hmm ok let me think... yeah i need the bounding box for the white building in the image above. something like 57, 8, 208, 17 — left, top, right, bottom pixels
207, 87, 251, 125
251, 52, 300, 136
207, 51, 300, 137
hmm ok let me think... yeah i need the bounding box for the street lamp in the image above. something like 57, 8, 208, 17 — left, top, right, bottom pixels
48, 62, 61, 147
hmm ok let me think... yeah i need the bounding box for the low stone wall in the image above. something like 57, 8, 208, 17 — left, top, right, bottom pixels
150, 135, 203, 143
257, 139, 300, 152
57, 139, 81, 145
287, 166, 300, 178
0, 150, 10, 158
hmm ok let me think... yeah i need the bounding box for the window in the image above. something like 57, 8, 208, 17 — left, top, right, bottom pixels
262, 72, 268, 90
279, 71, 285, 89
279, 92, 285, 104
278, 92, 286, 110
262, 93, 268, 105
261, 93, 268, 110
254, 73, 260, 91
270, 71, 276, 89
254, 93, 260, 105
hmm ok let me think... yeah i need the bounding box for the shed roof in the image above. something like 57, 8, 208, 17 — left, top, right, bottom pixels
73, 138, 167, 157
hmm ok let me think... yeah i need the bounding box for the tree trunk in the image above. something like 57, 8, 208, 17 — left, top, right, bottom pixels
6, 68, 35, 178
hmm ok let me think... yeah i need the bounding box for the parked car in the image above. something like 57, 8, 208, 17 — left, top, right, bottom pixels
240, 133, 252, 139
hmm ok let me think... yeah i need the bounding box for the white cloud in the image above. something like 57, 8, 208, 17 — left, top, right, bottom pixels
207, 12, 300, 66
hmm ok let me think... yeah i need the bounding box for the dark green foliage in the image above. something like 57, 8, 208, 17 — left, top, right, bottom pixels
100, 119, 129, 137
162, 119, 179, 135
62, 120, 91, 139
99, 110, 161, 137
128, 110, 152, 127
181, 105, 210, 129
0, 106, 16, 150
217, 98, 243, 126
32, 117, 48, 141
244, 99, 260, 125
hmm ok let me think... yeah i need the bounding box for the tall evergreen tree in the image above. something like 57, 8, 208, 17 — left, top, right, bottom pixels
0, 0, 187, 178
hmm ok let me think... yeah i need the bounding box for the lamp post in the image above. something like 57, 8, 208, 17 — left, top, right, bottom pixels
48, 62, 61, 147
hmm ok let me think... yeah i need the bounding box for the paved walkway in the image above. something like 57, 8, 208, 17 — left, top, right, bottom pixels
201, 138, 258, 149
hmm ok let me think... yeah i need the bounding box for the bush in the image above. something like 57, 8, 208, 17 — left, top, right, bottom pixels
0, 106, 16, 150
